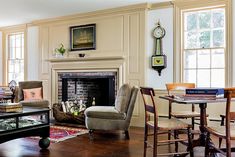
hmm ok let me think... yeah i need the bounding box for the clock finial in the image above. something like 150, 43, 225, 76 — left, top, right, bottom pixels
156, 20, 160, 26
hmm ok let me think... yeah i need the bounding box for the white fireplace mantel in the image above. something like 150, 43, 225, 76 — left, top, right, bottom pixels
47, 56, 125, 63
50, 56, 125, 105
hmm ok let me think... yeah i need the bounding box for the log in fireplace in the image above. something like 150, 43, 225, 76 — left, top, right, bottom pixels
58, 72, 117, 107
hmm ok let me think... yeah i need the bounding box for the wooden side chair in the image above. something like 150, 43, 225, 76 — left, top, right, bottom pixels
166, 83, 201, 131
205, 88, 235, 157
219, 114, 235, 148
140, 87, 193, 157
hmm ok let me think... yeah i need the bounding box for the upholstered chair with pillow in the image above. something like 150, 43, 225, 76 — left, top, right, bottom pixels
18, 81, 49, 108
85, 84, 139, 139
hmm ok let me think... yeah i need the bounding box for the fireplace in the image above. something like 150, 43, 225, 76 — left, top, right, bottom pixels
57, 71, 117, 106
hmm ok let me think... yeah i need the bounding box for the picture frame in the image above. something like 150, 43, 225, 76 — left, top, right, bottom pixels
70, 24, 96, 51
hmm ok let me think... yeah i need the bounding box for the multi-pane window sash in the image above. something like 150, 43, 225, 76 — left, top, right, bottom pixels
183, 7, 225, 88
8, 33, 24, 84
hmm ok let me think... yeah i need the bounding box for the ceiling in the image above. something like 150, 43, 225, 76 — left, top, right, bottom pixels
0, 0, 169, 28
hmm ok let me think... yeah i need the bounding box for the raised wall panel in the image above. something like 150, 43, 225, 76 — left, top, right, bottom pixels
97, 16, 124, 55
42, 79, 49, 100
129, 13, 140, 74
40, 26, 49, 75
0, 32, 3, 84
49, 25, 69, 58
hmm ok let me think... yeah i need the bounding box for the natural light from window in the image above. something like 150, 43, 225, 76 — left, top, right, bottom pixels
183, 8, 225, 88
8, 33, 24, 84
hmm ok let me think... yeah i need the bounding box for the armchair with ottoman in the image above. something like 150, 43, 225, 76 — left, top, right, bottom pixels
84, 84, 139, 139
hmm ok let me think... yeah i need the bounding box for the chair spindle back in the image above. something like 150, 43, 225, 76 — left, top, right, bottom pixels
140, 87, 158, 126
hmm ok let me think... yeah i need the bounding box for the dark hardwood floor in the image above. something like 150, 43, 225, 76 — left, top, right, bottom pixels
0, 126, 233, 157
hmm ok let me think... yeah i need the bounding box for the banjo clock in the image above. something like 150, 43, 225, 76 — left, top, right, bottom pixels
151, 21, 167, 76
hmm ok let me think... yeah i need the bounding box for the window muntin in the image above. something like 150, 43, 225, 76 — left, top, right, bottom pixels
8, 33, 24, 83
183, 7, 225, 88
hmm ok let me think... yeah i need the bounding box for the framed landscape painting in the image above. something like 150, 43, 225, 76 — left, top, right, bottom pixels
70, 24, 96, 51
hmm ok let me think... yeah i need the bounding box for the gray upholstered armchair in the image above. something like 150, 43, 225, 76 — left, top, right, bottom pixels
18, 81, 49, 108
84, 84, 139, 139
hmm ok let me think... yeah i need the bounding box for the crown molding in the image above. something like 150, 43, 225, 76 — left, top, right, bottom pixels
32, 3, 150, 26
0, 24, 27, 32
150, 1, 173, 10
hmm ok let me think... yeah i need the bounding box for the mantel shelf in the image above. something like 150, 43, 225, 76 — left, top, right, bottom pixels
47, 56, 125, 62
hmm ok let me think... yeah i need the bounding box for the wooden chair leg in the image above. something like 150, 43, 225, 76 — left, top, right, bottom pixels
226, 137, 231, 157
219, 138, 222, 148
205, 132, 210, 157
191, 117, 195, 139
191, 117, 195, 130
168, 101, 172, 141
153, 128, 158, 157
168, 131, 171, 141
174, 130, 178, 153
187, 128, 193, 157
124, 130, 129, 140
220, 115, 225, 126
143, 125, 148, 157
89, 129, 94, 140
219, 115, 224, 148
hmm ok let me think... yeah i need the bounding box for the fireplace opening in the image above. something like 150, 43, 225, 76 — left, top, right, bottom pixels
58, 72, 117, 106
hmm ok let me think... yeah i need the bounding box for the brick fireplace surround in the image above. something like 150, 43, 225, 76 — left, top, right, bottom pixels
57, 71, 117, 106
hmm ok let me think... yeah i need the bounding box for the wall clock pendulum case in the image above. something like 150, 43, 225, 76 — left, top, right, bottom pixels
151, 21, 167, 76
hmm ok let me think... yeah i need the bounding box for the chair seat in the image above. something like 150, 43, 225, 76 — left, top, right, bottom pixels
19, 100, 50, 108
171, 111, 201, 118
147, 118, 190, 131
206, 125, 235, 140
85, 106, 126, 120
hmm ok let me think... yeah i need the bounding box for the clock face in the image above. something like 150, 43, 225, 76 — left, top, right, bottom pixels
153, 27, 165, 39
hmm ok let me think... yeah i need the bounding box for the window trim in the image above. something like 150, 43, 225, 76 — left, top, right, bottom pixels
173, 0, 232, 87
7, 32, 25, 84
2, 25, 27, 85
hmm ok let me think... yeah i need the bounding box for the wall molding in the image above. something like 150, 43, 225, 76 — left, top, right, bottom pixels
150, 1, 173, 10
32, 3, 150, 26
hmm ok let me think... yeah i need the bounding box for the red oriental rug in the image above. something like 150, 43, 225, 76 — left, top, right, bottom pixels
30, 125, 88, 143
49, 125, 88, 143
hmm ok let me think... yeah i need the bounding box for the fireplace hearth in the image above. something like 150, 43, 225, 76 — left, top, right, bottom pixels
58, 72, 117, 106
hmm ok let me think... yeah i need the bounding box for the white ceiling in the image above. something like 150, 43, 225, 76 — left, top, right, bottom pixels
0, 0, 168, 28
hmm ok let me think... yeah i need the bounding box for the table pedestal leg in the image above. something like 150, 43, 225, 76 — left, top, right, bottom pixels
192, 103, 207, 147
199, 103, 207, 146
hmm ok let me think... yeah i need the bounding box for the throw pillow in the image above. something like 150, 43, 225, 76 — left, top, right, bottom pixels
23, 87, 43, 101
114, 84, 132, 113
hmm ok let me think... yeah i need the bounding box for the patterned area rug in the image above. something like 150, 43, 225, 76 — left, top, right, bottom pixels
49, 125, 88, 143
30, 125, 88, 143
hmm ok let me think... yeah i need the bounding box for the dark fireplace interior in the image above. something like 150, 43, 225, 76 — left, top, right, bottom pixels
58, 72, 117, 107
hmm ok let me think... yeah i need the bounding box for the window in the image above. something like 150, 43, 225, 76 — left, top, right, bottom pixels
183, 8, 225, 87
7, 33, 24, 83
173, 0, 232, 88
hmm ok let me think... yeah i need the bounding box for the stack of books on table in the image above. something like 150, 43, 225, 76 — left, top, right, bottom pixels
0, 103, 22, 113
0, 87, 13, 97
184, 88, 224, 100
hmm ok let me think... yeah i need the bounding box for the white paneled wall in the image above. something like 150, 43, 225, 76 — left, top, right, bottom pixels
146, 8, 174, 89
27, 26, 39, 80
233, 1, 235, 86
0, 32, 2, 84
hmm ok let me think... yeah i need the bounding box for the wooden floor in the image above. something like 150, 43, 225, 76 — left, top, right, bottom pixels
0, 126, 233, 157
